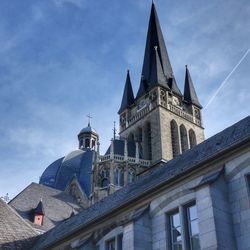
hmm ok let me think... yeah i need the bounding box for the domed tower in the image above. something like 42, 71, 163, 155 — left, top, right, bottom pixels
39, 121, 100, 207
78, 121, 99, 151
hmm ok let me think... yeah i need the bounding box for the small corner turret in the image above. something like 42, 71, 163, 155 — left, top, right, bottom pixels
183, 65, 203, 127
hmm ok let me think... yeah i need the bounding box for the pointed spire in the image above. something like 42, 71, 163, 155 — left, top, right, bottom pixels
149, 46, 168, 88
184, 65, 202, 108
118, 70, 135, 114
136, 2, 179, 98
168, 76, 182, 96
136, 74, 149, 100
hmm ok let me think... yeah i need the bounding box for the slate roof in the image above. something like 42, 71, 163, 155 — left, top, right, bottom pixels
183, 66, 202, 108
40, 149, 95, 196
0, 198, 38, 249
118, 70, 135, 114
32, 116, 250, 250
136, 3, 181, 99
39, 157, 63, 188
9, 183, 82, 232
105, 139, 142, 158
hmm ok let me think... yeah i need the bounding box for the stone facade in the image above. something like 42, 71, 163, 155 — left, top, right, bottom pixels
32, 120, 250, 249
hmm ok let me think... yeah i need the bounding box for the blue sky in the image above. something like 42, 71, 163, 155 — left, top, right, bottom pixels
0, 0, 249, 198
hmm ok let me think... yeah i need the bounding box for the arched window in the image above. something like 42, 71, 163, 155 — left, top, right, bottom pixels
146, 123, 152, 160
101, 168, 109, 179
101, 178, 109, 187
180, 124, 188, 153
136, 127, 143, 158
189, 129, 197, 149
85, 138, 90, 148
128, 133, 134, 142
170, 120, 180, 158
128, 168, 135, 183
100, 168, 109, 187
114, 167, 124, 186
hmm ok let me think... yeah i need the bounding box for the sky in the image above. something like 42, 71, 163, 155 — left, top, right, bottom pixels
0, 0, 249, 199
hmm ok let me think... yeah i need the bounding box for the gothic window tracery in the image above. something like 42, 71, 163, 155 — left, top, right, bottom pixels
170, 120, 180, 158
100, 168, 110, 187
180, 124, 188, 152
144, 122, 152, 160
114, 167, 124, 186
160, 89, 166, 106
128, 168, 136, 183
189, 129, 197, 149
194, 108, 200, 119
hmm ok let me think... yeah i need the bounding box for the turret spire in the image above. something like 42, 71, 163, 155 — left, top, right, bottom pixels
136, 2, 181, 98
118, 70, 135, 114
184, 65, 202, 108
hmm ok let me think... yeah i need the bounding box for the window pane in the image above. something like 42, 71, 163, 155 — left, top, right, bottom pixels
191, 235, 200, 250
170, 212, 182, 250
172, 213, 181, 227
173, 243, 183, 250
191, 220, 199, 236
187, 204, 200, 250
188, 205, 197, 220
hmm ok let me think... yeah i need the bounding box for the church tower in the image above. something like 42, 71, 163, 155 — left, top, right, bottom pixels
118, 3, 204, 165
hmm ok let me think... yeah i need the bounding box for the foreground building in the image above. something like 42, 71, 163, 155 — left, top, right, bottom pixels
32, 115, 250, 250
1, 2, 250, 250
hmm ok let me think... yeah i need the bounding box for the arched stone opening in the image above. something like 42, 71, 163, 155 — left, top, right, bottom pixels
128, 168, 136, 183
189, 129, 197, 149
170, 120, 180, 158
180, 124, 188, 152
114, 167, 124, 186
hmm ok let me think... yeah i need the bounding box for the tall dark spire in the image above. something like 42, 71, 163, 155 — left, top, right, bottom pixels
118, 70, 135, 114
184, 66, 202, 108
136, 2, 180, 99
149, 46, 168, 88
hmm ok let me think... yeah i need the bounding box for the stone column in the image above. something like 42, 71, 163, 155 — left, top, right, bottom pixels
124, 139, 128, 161
135, 142, 139, 164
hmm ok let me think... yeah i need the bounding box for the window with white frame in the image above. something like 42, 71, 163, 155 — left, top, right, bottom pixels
167, 202, 200, 250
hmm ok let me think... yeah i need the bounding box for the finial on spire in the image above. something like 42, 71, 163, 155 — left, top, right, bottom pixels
185, 64, 188, 68
113, 121, 117, 139
87, 114, 93, 126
